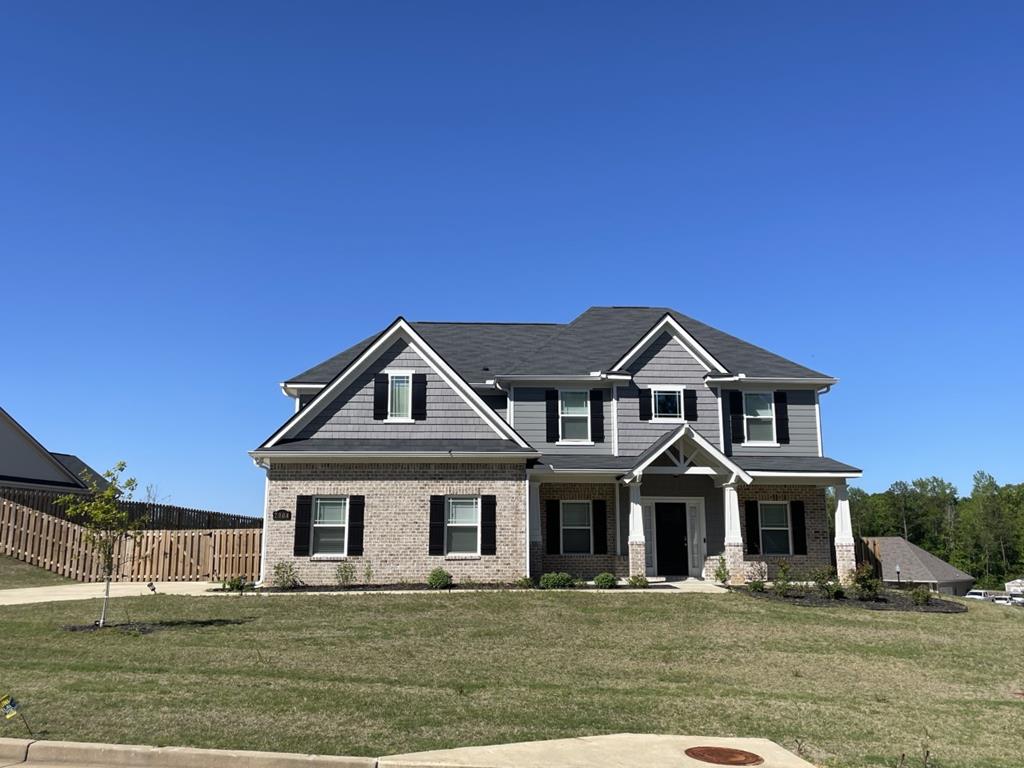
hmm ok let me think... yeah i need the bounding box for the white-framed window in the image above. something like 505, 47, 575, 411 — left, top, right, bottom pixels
652, 386, 684, 421
387, 370, 413, 421
446, 496, 481, 555
759, 501, 791, 555
559, 390, 590, 443
312, 497, 348, 556
743, 392, 776, 443
560, 500, 593, 554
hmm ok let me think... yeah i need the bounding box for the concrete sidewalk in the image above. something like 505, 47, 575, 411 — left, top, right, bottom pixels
0, 582, 219, 606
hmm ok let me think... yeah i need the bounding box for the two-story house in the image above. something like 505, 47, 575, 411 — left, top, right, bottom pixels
251, 307, 861, 585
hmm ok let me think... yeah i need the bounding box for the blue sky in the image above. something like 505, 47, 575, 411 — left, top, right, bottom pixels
2, 2, 1021, 515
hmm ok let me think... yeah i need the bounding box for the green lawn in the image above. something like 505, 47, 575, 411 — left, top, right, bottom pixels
0, 591, 1021, 768
0, 555, 71, 589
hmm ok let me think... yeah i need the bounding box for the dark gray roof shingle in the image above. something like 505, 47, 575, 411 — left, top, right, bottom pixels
49, 453, 110, 490
732, 456, 861, 473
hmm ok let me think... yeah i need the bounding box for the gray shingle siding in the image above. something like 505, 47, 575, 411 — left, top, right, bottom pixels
296, 340, 499, 441
616, 332, 721, 456
511, 387, 613, 455
724, 388, 820, 457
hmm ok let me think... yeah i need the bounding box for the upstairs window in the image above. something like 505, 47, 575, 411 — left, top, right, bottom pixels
653, 387, 683, 420
759, 502, 791, 555
446, 496, 480, 555
559, 390, 590, 442
560, 500, 593, 554
743, 392, 775, 443
388, 371, 412, 420
312, 497, 348, 556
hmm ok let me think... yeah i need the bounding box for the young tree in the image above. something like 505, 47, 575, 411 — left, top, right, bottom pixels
58, 462, 145, 627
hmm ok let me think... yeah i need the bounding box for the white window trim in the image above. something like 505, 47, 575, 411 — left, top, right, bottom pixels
758, 500, 792, 556
385, 369, 415, 423
445, 495, 482, 557
557, 389, 592, 445
743, 391, 778, 447
559, 500, 593, 555
651, 385, 686, 423
311, 496, 349, 559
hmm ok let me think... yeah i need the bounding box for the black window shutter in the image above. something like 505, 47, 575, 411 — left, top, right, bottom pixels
429, 495, 445, 555
638, 388, 653, 421
744, 499, 760, 555
480, 495, 497, 555
347, 496, 365, 556
545, 390, 559, 443
293, 495, 312, 556
790, 500, 806, 555
729, 390, 745, 444
589, 389, 605, 442
373, 374, 388, 420
683, 389, 698, 421
592, 499, 607, 554
411, 373, 427, 420
545, 499, 560, 555
773, 391, 790, 444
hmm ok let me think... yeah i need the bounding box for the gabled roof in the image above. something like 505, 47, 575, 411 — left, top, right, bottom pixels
622, 423, 752, 484
49, 452, 110, 490
285, 307, 829, 385
863, 537, 974, 585
0, 406, 87, 490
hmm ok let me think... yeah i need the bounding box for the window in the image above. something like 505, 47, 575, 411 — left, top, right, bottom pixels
312, 497, 348, 556
559, 390, 590, 442
760, 501, 791, 555
744, 392, 775, 443
653, 387, 683, 420
446, 496, 480, 555
561, 500, 592, 554
388, 371, 412, 420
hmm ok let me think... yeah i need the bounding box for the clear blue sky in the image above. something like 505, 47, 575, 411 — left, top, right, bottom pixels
2, 2, 1021, 516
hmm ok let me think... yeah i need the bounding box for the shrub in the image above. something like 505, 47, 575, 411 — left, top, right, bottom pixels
593, 572, 617, 589
362, 562, 374, 585
220, 576, 249, 594
539, 572, 576, 589
714, 556, 730, 585
626, 574, 649, 589
272, 562, 299, 590
427, 567, 453, 590
461, 576, 478, 589
514, 576, 535, 589
911, 585, 932, 606
748, 579, 766, 593
812, 567, 844, 600
335, 562, 356, 587
772, 560, 793, 597
852, 563, 881, 601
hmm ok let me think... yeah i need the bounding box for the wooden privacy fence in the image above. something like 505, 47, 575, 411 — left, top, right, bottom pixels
0, 495, 262, 583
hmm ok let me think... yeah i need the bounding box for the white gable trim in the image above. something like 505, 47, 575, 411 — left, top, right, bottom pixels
261, 318, 530, 449
624, 423, 751, 484
611, 314, 728, 374
0, 407, 86, 488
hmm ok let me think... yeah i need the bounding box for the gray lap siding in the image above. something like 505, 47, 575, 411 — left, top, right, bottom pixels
539, 482, 627, 578
264, 462, 527, 585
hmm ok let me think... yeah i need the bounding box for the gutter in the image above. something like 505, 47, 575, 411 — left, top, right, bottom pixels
704, 374, 839, 387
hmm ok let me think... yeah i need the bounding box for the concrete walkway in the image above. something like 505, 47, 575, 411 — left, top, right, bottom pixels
0, 581, 219, 606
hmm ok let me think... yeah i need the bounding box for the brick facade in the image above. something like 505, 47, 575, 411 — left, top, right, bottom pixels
538, 482, 628, 578
263, 461, 527, 585
735, 484, 831, 580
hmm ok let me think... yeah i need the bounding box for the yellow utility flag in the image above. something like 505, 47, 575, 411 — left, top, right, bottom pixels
0, 695, 18, 720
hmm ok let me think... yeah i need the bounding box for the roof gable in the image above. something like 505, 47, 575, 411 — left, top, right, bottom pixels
0, 408, 86, 489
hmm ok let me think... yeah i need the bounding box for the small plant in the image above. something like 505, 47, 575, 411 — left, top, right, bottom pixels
748, 579, 766, 593
714, 556, 730, 585
852, 563, 881, 601
811, 567, 844, 600
911, 585, 932, 606
626, 574, 649, 589
272, 561, 300, 590
513, 576, 535, 589
362, 562, 374, 585
427, 567, 453, 590
593, 572, 617, 589
772, 560, 793, 597
220, 576, 250, 594
539, 572, 577, 589
335, 562, 356, 587
461, 575, 478, 589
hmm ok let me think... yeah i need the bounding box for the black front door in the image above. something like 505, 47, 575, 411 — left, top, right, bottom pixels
655, 502, 688, 575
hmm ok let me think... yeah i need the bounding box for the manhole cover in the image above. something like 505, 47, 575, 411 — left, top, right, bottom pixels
684, 746, 765, 766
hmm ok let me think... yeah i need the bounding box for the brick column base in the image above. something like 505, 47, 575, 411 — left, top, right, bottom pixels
628, 541, 646, 577
725, 542, 746, 585
835, 542, 857, 585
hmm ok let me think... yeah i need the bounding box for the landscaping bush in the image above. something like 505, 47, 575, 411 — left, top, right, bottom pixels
427, 567, 453, 590
335, 562, 356, 587
852, 563, 881, 601
272, 562, 299, 590
748, 579, 766, 593
593, 572, 617, 589
772, 560, 794, 597
714, 556, 729, 585
220, 576, 250, 594
812, 567, 844, 600
539, 572, 576, 589
626, 574, 649, 588
513, 576, 535, 589
911, 585, 932, 606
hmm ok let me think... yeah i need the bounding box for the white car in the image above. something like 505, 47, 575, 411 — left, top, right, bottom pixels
965, 589, 996, 600
992, 595, 1014, 606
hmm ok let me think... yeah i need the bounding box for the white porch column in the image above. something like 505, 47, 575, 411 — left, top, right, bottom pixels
722, 482, 745, 585
627, 481, 645, 577
833, 481, 857, 584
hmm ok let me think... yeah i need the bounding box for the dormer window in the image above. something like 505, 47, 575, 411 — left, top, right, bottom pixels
387, 371, 413, 421
743, 392, 775, 443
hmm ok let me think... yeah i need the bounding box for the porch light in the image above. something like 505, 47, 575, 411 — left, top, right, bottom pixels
895, 564, 901, 586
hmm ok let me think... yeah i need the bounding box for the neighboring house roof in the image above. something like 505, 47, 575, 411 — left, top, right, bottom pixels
862, 537, 974, 585
285, 306, 828, 383
49, 452, 110, 490
263, 438, 537, 456
0, 407, 88, 490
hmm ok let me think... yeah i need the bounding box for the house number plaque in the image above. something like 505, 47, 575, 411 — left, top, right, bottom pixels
273, 509, 291, 521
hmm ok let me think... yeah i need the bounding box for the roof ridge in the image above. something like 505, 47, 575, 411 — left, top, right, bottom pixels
412, 321, 564, 327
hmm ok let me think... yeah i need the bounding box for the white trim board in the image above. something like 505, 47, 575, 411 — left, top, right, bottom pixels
611, 313, 727, 374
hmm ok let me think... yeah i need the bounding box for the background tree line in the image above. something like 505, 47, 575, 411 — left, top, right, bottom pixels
838, 472, 1024, 589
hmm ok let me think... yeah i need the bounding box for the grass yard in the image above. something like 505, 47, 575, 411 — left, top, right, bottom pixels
0, 555, 71, 589
0, 591, 1021, 768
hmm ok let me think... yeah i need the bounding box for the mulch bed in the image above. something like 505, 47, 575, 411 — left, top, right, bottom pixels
256, 583, 520, 593
736, 587, 967, 613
